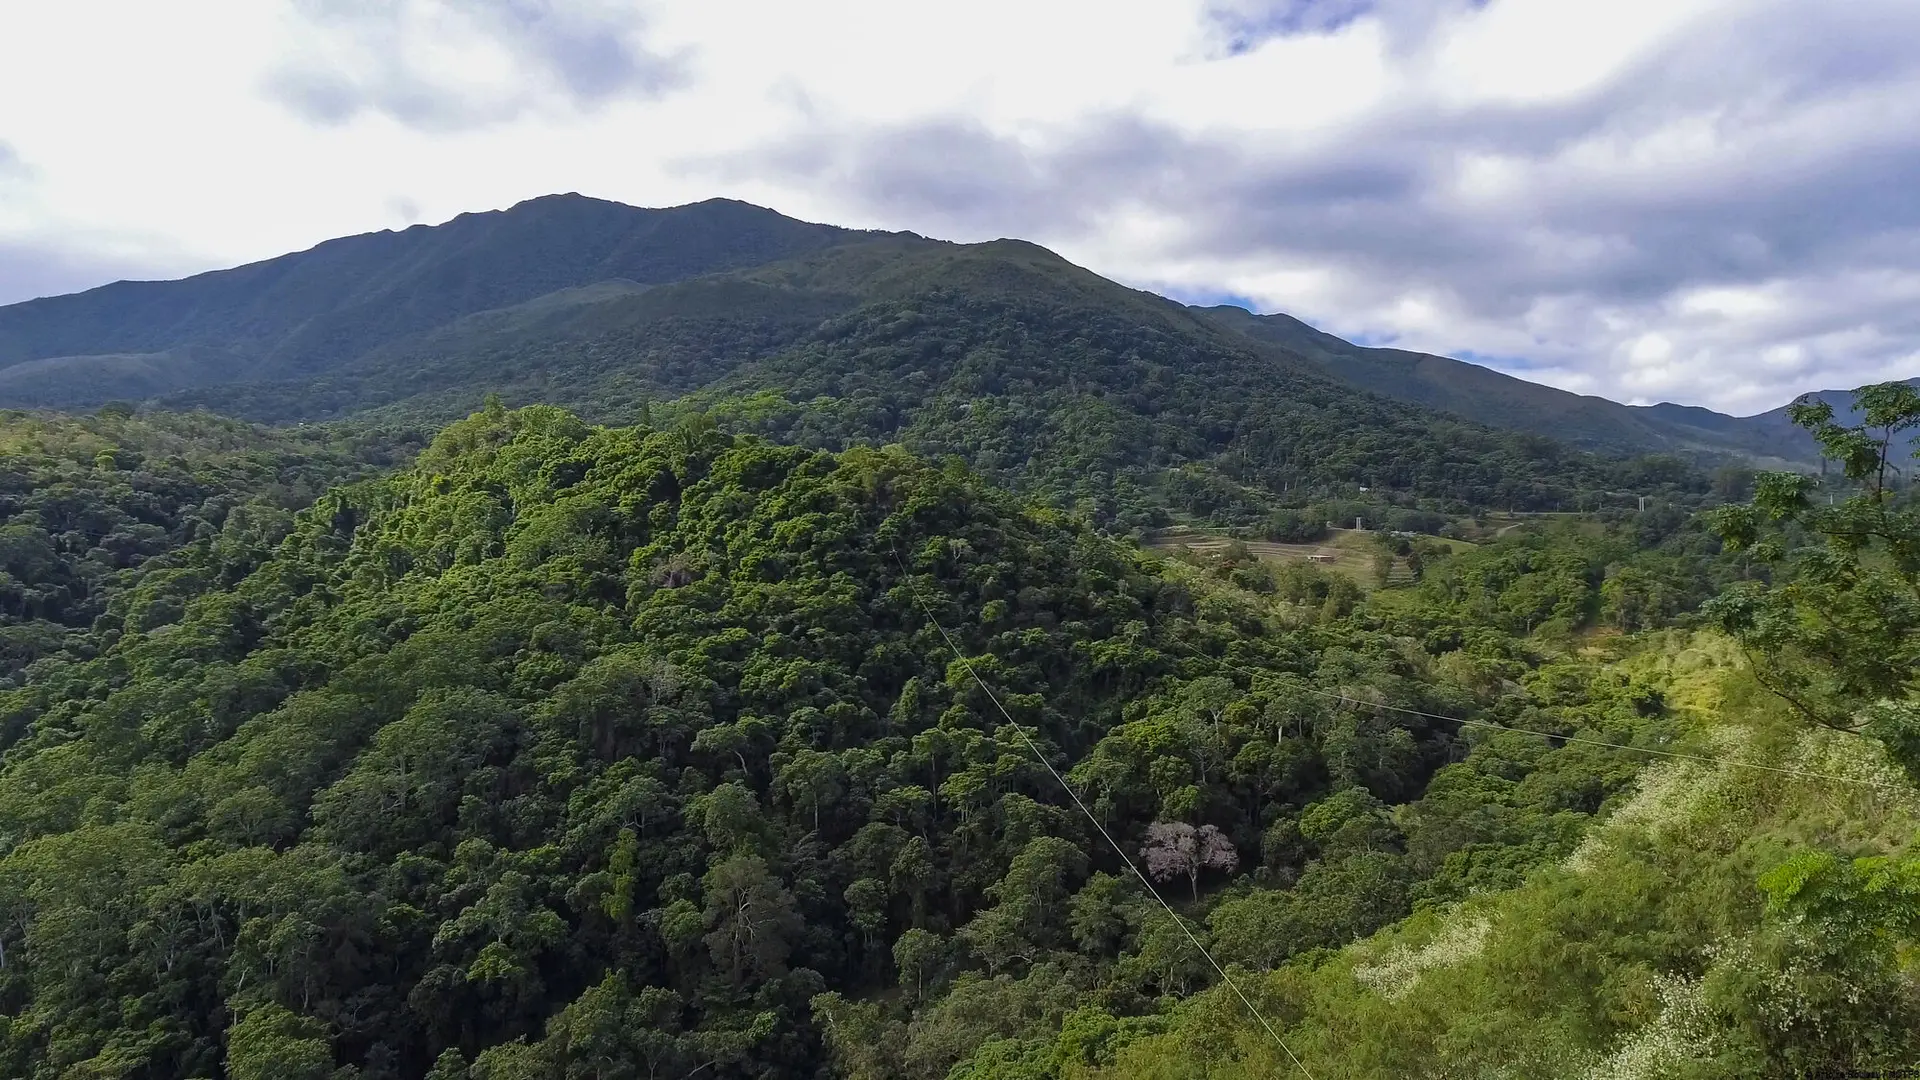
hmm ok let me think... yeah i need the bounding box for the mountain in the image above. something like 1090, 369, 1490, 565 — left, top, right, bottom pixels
0, 195, 871, 407
0, 192, 1891, 497
1725, 376, 1920, 463
181, 234, 1727, 523
1193, 306, 1844, 467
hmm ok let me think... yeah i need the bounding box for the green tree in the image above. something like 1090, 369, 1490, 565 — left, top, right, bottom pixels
1707, 381, 1920, 775
226, 1004, 336, 1080
702, 855, 802, 987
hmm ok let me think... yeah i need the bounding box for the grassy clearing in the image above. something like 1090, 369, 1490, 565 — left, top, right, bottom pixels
1142, 527, 1423, 590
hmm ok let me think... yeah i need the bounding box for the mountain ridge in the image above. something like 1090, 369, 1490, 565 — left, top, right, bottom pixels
1190, 305, 1857, 466
0, 194, 878, 400
0, 193, 1906, 469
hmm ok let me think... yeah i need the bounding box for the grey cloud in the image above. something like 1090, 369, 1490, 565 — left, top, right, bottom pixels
699, 0, 1920, 410
0, 241, 198, 308
1203, 0, 1489, 56
387, 195, 423, 225
266, 0, 688, 131
1205, 0, 1379, 48
736, 119, 1083, 241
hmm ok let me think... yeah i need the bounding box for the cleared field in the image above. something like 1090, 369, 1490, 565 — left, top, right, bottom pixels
1142, 527, 1412, 587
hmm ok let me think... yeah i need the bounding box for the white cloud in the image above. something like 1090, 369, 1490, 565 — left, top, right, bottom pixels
261, 0, 688, 129
0, 0, 1915, 411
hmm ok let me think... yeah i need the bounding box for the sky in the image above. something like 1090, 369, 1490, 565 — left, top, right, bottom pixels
2, 0, 1917, 415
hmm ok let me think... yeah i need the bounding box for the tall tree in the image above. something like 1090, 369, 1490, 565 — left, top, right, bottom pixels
1707, 381, 1920, 776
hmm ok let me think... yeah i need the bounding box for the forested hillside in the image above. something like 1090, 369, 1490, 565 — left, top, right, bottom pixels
153, 237, 1711, 530
1071, 636, 1920, 1079
984, 383, 1920, 1079
0, 406, 410, 677
0, 399, 1751, 1080
0, 193, 1851, 469
0, 183, 1912, 1080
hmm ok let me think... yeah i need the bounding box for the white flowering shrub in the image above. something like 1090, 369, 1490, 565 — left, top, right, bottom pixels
1581, 973, 1713, 1080
1352, 911, 1492, 1002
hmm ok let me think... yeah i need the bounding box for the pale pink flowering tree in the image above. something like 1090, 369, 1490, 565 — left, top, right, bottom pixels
1140, 822, 1239, 900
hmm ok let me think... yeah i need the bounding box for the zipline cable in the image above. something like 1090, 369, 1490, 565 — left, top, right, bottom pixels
891, 550, 1319, 1080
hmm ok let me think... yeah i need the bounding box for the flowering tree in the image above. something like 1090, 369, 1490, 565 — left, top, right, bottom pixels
1140, 822, 1239, 900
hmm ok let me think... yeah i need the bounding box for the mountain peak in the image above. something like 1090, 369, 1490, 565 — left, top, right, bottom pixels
0, 193, 859, 398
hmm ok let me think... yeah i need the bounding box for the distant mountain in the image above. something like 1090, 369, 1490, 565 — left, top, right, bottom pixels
1192, 306, 1847, 467
0, 192, 1898, 500
1730, 377, 1920, 464
0, 195, 870, 407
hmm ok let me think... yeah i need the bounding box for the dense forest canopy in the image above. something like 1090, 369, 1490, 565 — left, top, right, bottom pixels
0, 183, 1912, 1079
0, 396, 1768, 1080
0, 407, 412, 678
1052, 385, 1920, 1079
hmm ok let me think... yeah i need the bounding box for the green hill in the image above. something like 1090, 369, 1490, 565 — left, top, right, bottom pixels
0, 385, 1911, 1079
0, 191, 1913, 1080
0, 402, 1739, 1080
1066, 637, 1920, 1079
0, 406, 407, 676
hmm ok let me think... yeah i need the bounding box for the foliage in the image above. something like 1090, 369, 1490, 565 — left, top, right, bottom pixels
1139, 823, 1238, 901
672, 289, 1711, 530
0, 406, 405, 679
1056, 385, 1920, 1079
0, 403, 1721, 1079
1069, 640, 1920, 1080
1706, 380, 1920, 775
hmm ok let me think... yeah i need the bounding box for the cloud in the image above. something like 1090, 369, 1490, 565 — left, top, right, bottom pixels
0, 239, 197, 307
0, 141, 26, 179
1201, 0, 1486, 56
264, 0, 689, 130
5, 0, 1918, 413
386, 195, 423, 226
694, 0, 1920, 412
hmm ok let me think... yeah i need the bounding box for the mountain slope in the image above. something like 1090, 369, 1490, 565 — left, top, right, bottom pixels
1194, 306, 1832, 466
0, 195, 875, 406
0, 408, 404, 676
0, 192, 1838, 470
142, 235, 1711, 524
4, 192, 1885, 491
1724, 376, 1920, 463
